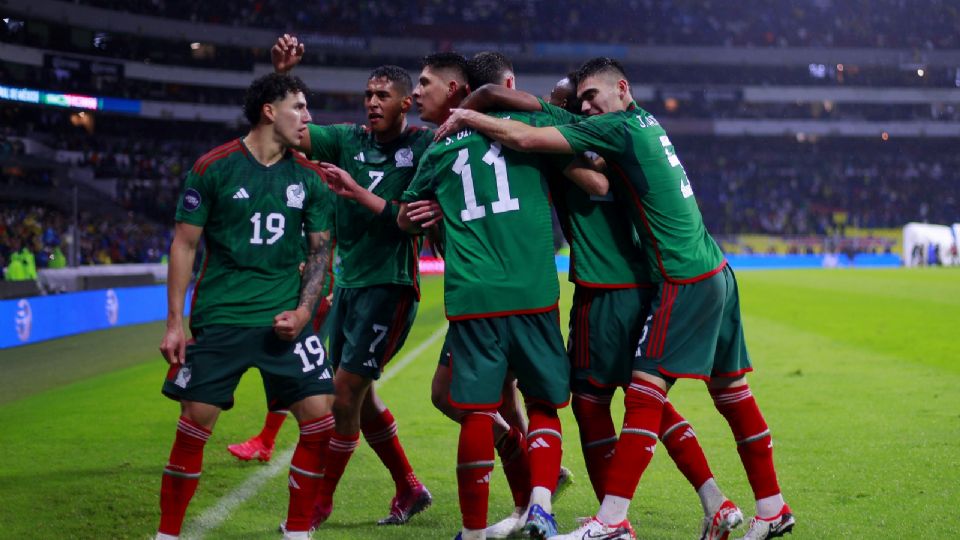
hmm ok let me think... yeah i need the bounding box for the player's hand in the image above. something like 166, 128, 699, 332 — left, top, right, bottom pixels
318, 162, 363, 200
406, 199, 443, 228
434, 108, 475, 141
271, 34, 304, 74
273, 306, 310, 341
160, 323, 187, 365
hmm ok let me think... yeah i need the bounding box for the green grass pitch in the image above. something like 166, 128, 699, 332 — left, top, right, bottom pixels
0, 268, 958, 538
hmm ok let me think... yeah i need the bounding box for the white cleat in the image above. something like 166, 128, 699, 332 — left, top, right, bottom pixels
700, 499, 744, 540
485, 509, 523, 538
740, 505, 795, 540
548, 516, 636, 540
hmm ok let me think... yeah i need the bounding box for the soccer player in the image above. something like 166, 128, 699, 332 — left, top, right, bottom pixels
156, 73, 335, 540
437, 58, 794, 540
395, 51, 583, 540
459, 77, 744, 539
227, 269, 334, 463
270, 35, 433, 527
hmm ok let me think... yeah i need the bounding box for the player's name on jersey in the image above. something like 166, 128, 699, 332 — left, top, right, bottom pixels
441, 128, 476, 146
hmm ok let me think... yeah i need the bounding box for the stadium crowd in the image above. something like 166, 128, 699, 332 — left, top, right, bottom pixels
76, 0, 959, 49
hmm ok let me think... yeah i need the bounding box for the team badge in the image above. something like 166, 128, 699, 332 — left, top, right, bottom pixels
286, 183, 305, 209
174, 365, 192, 389
395, 147, 414, 167
182, 188, 201, 212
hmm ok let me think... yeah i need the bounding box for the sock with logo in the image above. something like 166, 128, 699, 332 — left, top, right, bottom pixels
526, 403, 563, 512
314, 431, 360, 508
158, 416, 210, 536
362, 407, 421, 495
710, 385, 782, 508
572, 392, 618, 502
457, 412, 495, 530
285, 415, 334, 532
659, 401, 714, 497
603, 378, 665, 504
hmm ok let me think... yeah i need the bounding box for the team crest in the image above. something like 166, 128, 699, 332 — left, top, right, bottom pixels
286, 183, 306, 209
174, 365, 192, 389
395, 147, 414, 167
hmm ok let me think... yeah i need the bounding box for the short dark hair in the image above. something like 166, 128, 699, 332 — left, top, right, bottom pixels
421, 52, 469, 83
467, 51, 513, 89
243, 73, 309, 125
576, 57, 628, 84
368, 65, 413, 96
557, 72, 581, 114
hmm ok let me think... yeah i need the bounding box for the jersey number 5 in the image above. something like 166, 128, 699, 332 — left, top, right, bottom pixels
659, 136, 694, 199
453, 142, 520, 222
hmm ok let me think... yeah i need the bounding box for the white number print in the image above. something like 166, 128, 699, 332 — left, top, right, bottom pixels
367, 170, 385, 192
453, 142, 520, 222
294, 335, 326, 373
659, 135, 694, 199
249, 212, 286, 245
368, 324, 389, 353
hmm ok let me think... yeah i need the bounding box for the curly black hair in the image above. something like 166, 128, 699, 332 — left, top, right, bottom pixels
243, 73, 310, 126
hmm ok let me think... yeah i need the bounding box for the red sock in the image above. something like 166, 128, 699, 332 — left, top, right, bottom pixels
258, 410, 288, 446
710, 385, 781, 499
659, 401, 714, 490
526, 404, 563, 492
495, 426, 530, 508
158, 416, 211, 536
285, 415, 334, 532
458, 412, 495, 530
315, 431, 360, 507
572, 392, 618, 502
604, 378, 665, 499
362, 408, 421, 494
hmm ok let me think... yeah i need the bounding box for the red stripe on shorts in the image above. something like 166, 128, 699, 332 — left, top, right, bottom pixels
380, 291, 412, 369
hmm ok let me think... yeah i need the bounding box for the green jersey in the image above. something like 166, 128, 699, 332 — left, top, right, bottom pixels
176, 139, 333, 328
557, 104, 725, 284
402, 111, 561, 320
537, 100, 650, 288
308, 123, 432, 292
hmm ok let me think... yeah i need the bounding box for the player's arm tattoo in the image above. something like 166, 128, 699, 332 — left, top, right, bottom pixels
298, 230, 331, 312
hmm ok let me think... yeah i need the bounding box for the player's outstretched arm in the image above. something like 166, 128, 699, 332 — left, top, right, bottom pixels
397, 200, 443, 233
460, 84, 543, 113
435, 109, 573, 154
160, 222, 202, 365
271, 34, 305, 74
319, 162, 387, 214
273, 230, 331, 341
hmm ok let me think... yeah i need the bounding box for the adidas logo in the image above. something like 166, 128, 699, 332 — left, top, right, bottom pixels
233, 187, 250, 199
529, 437, 550, 450
289, 475, 301, 490
678, 428, 696, 442
363, 358, 378, 368
318, 369, 332, 380
644, 444, 657, 454
353, 152, 365, 162
477, 472, 491, 484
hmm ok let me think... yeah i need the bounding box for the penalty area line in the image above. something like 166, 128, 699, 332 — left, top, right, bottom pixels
181, 322, 448, 539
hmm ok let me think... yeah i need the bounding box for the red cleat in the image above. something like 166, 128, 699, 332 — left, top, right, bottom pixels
227, 437, 274, 462
377, 484, 433, 525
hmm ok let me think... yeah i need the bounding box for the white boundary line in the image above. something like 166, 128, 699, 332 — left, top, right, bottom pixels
181, 323, 448, 539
